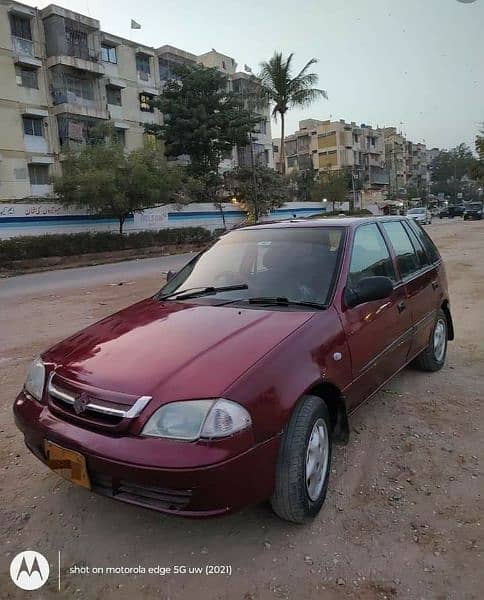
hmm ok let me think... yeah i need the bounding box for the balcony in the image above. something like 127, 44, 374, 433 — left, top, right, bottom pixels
11, 36, 42, 67
45, 48, 104, 76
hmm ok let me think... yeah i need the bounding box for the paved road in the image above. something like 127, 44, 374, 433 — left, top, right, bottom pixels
0, 252, 195, 300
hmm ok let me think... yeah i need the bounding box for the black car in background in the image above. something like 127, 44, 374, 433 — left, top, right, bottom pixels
463, 203, 483, 220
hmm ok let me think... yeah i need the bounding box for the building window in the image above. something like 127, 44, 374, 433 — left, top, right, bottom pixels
23, 116, 43, 136
106, 85, 122, 106
9, 14, 32, 40
139, 92, 154, 112
136, 54, 151, 79
101, 44, 117, 64
28, 164, 49, 185
16, 65, 38, 88
114, 128, 126, 146
65, 25, 89, 59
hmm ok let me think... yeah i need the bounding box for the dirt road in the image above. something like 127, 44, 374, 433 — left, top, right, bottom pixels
1, 219, 482, 599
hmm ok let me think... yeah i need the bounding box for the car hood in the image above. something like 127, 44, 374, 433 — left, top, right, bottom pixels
44, 298, 314, 405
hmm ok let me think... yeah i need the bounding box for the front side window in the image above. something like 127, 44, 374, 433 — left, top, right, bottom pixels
349, 223, 396, 286
381, 221, 420, 279
158, 227, 345, 306
23, 116, 43, 136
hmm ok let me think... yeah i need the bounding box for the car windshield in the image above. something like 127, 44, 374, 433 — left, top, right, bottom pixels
157, 226, 345, 307
469, 203, 482, 209
407, 208, 425, 214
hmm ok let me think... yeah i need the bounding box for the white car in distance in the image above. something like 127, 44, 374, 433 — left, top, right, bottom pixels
406, 207, 432, 225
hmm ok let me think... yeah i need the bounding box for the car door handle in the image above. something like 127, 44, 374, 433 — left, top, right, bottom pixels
432, 280, 439, 290
397, 300, 406, 313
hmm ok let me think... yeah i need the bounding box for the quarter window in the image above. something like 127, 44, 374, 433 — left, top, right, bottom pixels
381, 221, 420, 278
349, 223, 396, 285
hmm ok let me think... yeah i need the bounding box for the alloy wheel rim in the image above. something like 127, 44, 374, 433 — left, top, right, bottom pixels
305, 418, 329, 501
433, 318, 446, 362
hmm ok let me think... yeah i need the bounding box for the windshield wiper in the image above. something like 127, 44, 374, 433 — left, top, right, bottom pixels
247, 297, 326, 310
158, 284, 248, 301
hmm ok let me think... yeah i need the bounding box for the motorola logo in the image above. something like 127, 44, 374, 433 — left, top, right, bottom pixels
10, 550, 50, 591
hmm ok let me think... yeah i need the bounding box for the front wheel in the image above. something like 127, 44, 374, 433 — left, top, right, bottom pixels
413, 309, 448, 372
271, 395, 332, 523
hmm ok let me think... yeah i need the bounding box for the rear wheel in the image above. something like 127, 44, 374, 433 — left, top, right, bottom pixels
271, 395, 332, 523
413, 309, 448, 372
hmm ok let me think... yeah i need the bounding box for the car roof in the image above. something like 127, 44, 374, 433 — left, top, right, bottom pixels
240, 215, 407, 231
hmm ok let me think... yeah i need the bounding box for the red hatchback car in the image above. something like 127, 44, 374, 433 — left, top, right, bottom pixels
14, 217, 453, 523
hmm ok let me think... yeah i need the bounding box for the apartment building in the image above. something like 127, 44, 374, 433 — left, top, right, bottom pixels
383, 127, 408, 194
0, 1, 273, 202
275, 118, 389, 204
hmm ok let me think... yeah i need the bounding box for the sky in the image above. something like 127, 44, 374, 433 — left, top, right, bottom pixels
22, 0, 483, 150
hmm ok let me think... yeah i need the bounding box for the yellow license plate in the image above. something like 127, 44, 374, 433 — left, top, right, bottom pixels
43, 440, 91, 489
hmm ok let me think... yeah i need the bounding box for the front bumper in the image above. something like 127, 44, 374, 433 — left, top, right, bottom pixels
14, 391, 280, 517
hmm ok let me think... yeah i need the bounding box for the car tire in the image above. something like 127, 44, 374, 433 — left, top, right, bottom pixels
413, 309, 448, 372
271, 395, 332, 523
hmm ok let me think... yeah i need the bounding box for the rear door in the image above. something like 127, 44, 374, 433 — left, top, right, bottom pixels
340, 223, 413, 409
380, 220, 437, 360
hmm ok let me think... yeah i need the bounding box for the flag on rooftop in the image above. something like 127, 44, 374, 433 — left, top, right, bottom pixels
131, 19, 141, 29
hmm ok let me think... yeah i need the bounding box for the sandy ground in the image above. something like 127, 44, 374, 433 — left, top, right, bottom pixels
0, 219, 482, 600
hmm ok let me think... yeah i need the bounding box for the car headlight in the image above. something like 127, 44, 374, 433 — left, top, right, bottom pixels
24, 357, 46, 401
141, 399, 252, 440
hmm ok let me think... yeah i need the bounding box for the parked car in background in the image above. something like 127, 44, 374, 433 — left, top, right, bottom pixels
463, 202, 483, 221
406, 207, 432, 225
14, 217, 453, 523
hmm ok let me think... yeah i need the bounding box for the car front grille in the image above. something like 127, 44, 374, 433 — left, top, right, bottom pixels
90, 472, 193, 511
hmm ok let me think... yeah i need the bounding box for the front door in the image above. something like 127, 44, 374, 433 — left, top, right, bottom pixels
340, 223, 413, 409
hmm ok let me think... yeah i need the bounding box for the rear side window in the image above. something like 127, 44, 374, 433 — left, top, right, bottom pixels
381, 221, 420, 279
406, 219, 440, 263
402, 221, 429, 268
349, 224, 396, 285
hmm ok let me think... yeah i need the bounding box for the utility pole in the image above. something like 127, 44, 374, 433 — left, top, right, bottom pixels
249, 131, 259, 222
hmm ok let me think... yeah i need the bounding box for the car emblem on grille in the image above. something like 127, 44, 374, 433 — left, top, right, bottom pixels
73, 392, 90, 415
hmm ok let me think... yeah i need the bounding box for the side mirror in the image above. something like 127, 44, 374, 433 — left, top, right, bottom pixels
346, 276, 393, 308
166, 270, 175, 282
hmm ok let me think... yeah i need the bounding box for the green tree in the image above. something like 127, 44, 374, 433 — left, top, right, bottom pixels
311, 169, 350, 213
146, 64, 259, 225
225, 166, 289, 223
53, 135, 183, 234
288, 168, 318, 202
259, 52, 327, 175
470, 126, 484, 184
431, 144, 476, 187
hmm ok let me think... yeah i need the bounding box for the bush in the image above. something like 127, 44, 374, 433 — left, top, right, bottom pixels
0, 227, 212, 262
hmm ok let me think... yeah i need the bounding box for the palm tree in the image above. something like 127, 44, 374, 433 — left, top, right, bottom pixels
259, 52, 327, 175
